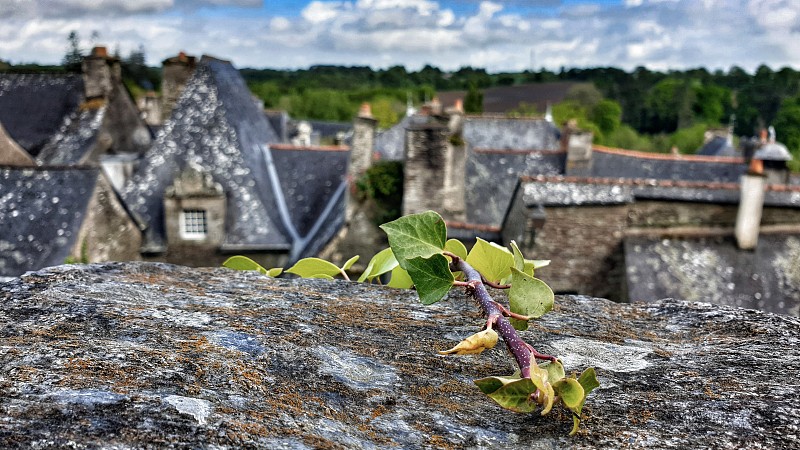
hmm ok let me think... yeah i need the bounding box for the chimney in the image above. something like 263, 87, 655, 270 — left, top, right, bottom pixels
161, 52, 196, 122
735, 158, 766, 250
349, 103, 378, 178
562, 120, 594, 176
402, 118, 465, 221
82, 46, 121, 100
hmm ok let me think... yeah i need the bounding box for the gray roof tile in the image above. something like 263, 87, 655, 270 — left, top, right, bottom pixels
0, 167, 97, 277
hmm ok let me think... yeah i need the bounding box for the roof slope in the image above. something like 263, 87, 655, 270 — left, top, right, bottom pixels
463, 117, 560, 151
0, 166, 97, 277
36, 106, 105, 165
590, 148, 746, 182
625, 234, 800, 316
439, 82, 585, 114
0, 74, 84, 156
121, 56, 287, 252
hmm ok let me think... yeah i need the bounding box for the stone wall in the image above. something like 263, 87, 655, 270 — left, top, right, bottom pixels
0, 262, 798, 448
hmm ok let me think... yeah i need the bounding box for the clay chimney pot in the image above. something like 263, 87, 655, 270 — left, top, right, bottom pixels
358, 102, 373, 119
92, 46, 108, 58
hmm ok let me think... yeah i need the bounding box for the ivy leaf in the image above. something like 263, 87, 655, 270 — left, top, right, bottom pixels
529, 363, 556, 415
287, 258, 342, 278
358, 248, 398, 283
266, 267, 283, 277
341, 255, 359, 272
380, 211, 447, 270
568, 368, 600, 436
405, 254, 454, 305
530, 259, 550, 269
439, 328, 498, 355
465, 237, 514, 284
474, 374, 522, 395
222, 255, 269, 275
444, 239, 468, 261
480, 377, 539, 413
309, 273, 335, 280
508, 268, 554, 330
553, 378, 585, 409
386, 265, 413, 288
510, 240, 525, 272
539, 359, 566, 384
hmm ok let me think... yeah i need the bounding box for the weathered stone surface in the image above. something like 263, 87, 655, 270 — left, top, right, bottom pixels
1, 262, 799, 449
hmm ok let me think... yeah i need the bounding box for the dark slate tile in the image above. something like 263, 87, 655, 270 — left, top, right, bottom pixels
0, 74, 84, 156
36, 107, 105, 165
0, 167, 97, 277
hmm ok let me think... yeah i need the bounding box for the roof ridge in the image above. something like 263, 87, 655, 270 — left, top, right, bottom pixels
593, 145, 744, 164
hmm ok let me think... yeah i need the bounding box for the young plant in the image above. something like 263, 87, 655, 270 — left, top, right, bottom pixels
224, 211, 599, 435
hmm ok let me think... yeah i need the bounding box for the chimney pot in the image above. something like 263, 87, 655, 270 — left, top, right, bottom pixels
454, 99, 464, 113
91, 46, 108, 58
358, 102, 373, 119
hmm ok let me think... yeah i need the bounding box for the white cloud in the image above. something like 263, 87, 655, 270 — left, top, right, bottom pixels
301, 1, 342, 23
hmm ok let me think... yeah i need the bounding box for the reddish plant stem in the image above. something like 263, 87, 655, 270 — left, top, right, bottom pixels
449, 256, 554, 379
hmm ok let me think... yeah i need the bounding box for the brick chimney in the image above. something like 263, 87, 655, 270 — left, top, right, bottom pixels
735, 158, 766, 250
161, 52, 196, 122
82, 46, 121, 100
562, 119, 594, 176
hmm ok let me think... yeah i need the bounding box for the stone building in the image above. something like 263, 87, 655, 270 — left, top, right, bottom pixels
121, 56, 348, 269
0, 166, 142, 279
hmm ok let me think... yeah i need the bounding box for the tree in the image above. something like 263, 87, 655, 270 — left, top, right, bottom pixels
464, 83, 483, 114
62, 31, 83, 72
590, 99, 622, 135
774, 95, 800, 169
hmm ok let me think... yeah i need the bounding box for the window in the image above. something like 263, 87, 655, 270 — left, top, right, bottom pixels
181, 209, 208, 239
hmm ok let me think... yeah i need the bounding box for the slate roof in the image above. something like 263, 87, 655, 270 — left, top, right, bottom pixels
121, 56, 289, 253
697, 136, 738, 157
0, 74, 84, 157
590, 146, 746, 182
517, 175, 800, 208
438, 82, 585, 114
465, 150, 564, 225
0, 166, 96, 277
463, 116, 560, 151
625, 234, 800, 316
35, 106, 106, 165
374, 114, 429, 161
269, 145, 348, 237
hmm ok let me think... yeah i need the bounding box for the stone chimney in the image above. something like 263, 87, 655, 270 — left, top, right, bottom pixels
562, 120, 594, 176
161, 52, 196, 122
735, 158, 766, 250
402, 116, 466, 221
82, 46, 121, 100
349, 103, 378, 179
138, 91, 162, 127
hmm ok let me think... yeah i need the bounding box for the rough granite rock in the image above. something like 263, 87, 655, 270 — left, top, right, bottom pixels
1, 262, 798, 449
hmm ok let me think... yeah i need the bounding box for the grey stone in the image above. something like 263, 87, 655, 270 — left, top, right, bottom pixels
0, 262, 798, 449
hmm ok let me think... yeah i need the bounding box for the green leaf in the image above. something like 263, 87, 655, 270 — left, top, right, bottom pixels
553, 378, 585, 409
222, 255, 268, 275
341, 255, 359, 272
309, 273, 335, 280
578, 367, 600, 397
510, 240, 525, 272
358, 248, 398, 283
266, 267, 283, 277
465, 237, 514, 284
386, 265, 413, 288
508, 268, 554, 331
568, 368, 600, 436
531, 259, 550, 268
287, 258, 342, 278
380, 211, 447, 270
405, 254, 454, 305
444, 239, 468, 261
539, 360, 566, 384
482, 377, 539, 413
474, 374, 522, 395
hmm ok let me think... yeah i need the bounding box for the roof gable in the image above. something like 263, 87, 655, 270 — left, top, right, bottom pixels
121, 56, 288, 251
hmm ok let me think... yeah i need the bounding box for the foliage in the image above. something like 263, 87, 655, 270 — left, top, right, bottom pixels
62, 31, 83, 73
224, 211, 599, 435
774, 95, 800, 164
355, 161, 404, 226
464, 82, 484, 114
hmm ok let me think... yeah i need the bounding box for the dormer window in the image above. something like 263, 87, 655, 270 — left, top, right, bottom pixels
181, 209, 208, 239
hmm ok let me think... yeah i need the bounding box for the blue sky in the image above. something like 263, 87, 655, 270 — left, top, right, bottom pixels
0, 1, 798, 73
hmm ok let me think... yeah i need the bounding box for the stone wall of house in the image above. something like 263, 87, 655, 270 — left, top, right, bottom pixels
72, 175, 142, 264
530, 204, 629, 300
2, 262, 798, 448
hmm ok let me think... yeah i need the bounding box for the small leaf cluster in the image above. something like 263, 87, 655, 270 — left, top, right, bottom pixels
222, 210, 599, 435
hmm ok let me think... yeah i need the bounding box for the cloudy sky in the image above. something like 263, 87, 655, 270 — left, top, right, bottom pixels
0, 0, 798, 73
